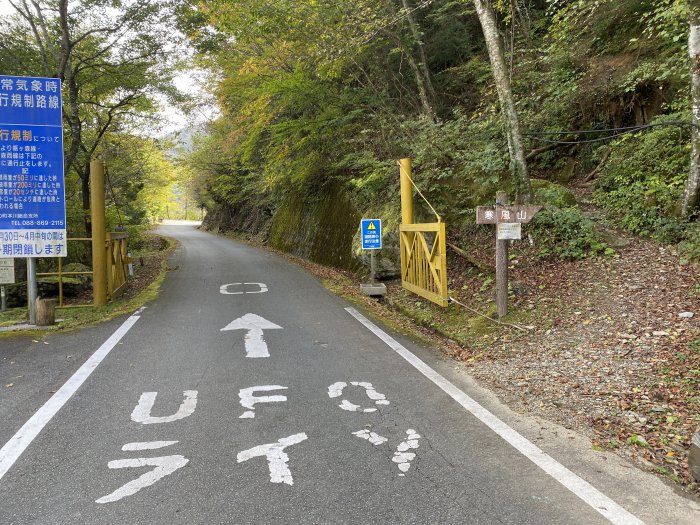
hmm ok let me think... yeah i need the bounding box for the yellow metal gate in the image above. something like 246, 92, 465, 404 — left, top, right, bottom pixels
399, 158, 449, 307
107, 232, 129, 299
400, 222, 448, 307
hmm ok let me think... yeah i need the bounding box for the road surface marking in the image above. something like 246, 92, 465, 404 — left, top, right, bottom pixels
352, 429, 388, 446
96, 455, 189, 504
0, 310, 142, 482
346, 307, 645, 525
239, 385, 288, 419
131, 390, 198, 425
393, 429, 421, 475
237, 433, 308, 485
220, 283, 268, 295
221, 313, 282, 358
122, 441, 178, 451
327, 381, 390, 412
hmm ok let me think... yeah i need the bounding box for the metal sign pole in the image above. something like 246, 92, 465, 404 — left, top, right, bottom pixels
27, 257, 37, 324
370, 250, 377, 283
1, 285, 6, 312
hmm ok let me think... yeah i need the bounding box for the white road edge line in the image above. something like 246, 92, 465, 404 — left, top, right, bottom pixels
0, 309, 143, 482
345, 307, 645, 525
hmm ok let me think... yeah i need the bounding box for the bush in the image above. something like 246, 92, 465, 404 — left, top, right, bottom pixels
593, 115, 690, 236
678, 222, 700, 262
529, 207, 611, 260
531, 179, 578, 208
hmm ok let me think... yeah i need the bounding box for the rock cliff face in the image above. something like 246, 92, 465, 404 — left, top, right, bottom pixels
203, 183, 363, 272
269, 184, 360, 271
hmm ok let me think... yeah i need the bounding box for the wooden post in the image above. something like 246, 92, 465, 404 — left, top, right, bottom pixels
495, 191, 508, 319
91, 159, 107, 307
35, 297, 57, 326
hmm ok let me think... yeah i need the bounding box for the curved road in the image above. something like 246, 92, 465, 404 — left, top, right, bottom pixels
0, 224, 698, 524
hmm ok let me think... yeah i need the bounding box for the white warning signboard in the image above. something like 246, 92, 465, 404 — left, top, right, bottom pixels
0, 258, 14, 284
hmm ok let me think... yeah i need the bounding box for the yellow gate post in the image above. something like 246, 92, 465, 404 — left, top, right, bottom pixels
399, 158, 414, 285
91, 159, 107, 307
399, 158, 414, 226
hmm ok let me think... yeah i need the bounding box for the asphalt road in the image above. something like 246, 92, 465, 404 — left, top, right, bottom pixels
0, 224, 698, 524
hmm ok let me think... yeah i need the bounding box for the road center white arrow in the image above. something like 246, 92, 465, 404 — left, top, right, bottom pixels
221, 314, 283, 358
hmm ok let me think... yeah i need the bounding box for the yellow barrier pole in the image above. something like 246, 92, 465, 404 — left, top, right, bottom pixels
91, 159, 107, 307
399, 158, 414, 285
399, 158, 414, 225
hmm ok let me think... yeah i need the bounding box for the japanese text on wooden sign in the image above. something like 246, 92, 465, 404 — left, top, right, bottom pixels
476, 205, 542, 225
0, 75, 66, 258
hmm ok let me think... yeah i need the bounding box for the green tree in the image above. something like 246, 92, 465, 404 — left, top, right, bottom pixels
3, 0, 181, 232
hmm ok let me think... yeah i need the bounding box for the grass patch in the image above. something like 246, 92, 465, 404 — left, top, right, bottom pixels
0, 235, 176, 335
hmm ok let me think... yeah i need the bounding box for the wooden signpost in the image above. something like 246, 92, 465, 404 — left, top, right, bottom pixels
477, 192, 541, 318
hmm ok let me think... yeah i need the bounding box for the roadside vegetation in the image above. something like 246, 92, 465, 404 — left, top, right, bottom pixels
0, 234, 176, 334
174, 0, 700, 492
2, 0, 700, 493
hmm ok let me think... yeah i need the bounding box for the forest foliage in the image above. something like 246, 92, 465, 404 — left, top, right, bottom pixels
0, 0, 196, 252
1, 0, 698, 260
177, 0, 698, 260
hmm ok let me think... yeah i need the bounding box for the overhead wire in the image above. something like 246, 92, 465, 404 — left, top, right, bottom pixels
397, 160, 441, 222
325, 0, 436, 58
523, 120, 697, 145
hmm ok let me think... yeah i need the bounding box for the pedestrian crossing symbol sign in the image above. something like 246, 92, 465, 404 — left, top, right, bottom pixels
361, 219, 382, 250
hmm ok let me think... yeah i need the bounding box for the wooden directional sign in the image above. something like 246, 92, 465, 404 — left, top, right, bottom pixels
476, 205, 542, 224
476, 194, 542, 320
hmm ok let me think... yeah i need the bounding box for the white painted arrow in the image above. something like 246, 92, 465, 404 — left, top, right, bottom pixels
221, 314, 283, 358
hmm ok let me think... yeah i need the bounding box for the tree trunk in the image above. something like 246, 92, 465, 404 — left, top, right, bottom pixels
82, 162, 91, 237
400, 0, 437, 102
682, 0, 700, 216
404, 47, 436, 122
379, 27, 436, 121
472, 0, 532, 203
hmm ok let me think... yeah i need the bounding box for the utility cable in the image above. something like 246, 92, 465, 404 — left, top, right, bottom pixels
398, 161, 441, 222
324, 0, 435, 58
523, 120, 697, 145
448, 296, 529, 332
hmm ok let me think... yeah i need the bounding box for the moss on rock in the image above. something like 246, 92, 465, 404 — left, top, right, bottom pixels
531, 179, 578, 208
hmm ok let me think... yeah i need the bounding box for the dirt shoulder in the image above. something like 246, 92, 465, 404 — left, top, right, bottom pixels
457, 239, 700, 490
